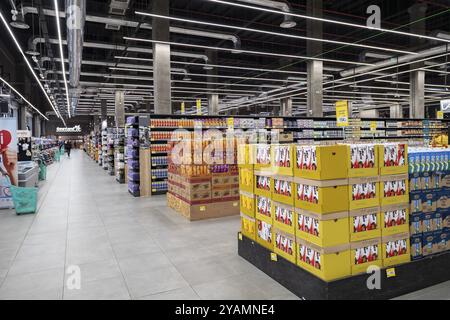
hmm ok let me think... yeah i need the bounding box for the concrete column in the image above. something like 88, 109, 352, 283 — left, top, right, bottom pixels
208, 95, 219, 115
19, 106, 27, 130
390, 103, 402, 118
33, 115, 41, 137
152, 0, 171, 114
306, 0, 323, 117
115, 91, 125, 127
100, 99, 107, 122
41, 119, 46, 136
206, 50, 219, 115
281, 97, 293, 116
410, 70, 425, 119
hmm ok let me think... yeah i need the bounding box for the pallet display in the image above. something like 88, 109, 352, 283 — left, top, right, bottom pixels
114, 129, 126, 183
106, 129, 115, 176
126, 116, 140, 197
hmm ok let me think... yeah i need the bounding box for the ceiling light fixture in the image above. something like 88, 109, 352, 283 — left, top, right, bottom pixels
0, 11, 62, 120
207, 0, 450, 44
123, 37, 373, 66
135, 12, 417, 56
53, 0, 71, 117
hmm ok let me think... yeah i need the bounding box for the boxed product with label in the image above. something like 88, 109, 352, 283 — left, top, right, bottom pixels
349, 207, 381, 241
240, 191, 255, 218
271, 144, 294, 176
239, 167, 254, 193
254, 144, 271, 169
435, 230, 448, 253
238, 144, 253, 169
231, 187, 240, 197
409, 191, 422, 214
409, 212, 423, 236
348, 177, 380, 210
294, 145, 348, 180
241, 213, 256, 241
421, 190, 437, 213
255, 195, 272, 221
272, 201, 295, 235
381, 233, 411, 267
379, 143, 408, 175
256, 218, 273, 250
436, 189, 450, 211
443, 210, 450, 232
347, 144, 378, 177
272, 175, 294, 206
433, 211, 443, 231
296, 238, 351, 281
294, 178, 349, 214
409, 173, 422, 192
421, 172, 435, 190
380, 174, 409, 206
350, 238, 382, 275
274, 229, 296, 263
254, 170, 272, 197
296, 208, 349, 247
422, 212, 435, 233
381, 204, 409, 236
211, 188, 231, 200
422, 232, 436, 256
410, 235, 423, 260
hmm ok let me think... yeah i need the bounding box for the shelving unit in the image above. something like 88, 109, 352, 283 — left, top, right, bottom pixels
114, 129, 126, 183
101, 129, 108, 169
126, 116, 140, 197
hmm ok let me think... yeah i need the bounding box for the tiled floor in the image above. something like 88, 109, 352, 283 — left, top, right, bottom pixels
0, 150, 448, 300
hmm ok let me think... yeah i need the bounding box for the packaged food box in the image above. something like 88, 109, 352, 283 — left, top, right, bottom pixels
254, 144, 271, 169
347, 144, 378, 177
296, 238, 351, 281
435, 230, 448, 253
254, 170, 272, 197
240, 191, 255, 218
381, 233, 411, 267
409, 174, 422, 192
271, 144, 294, 176
443, 210, 450, 232
294, 177, 348, 214
380, 174, 409, 206
348, 177, 380, 210
381, 204, 409, 236
238, 144, 253, 169
349, 207, 381, 241
241, 213, 256, 241
256, 218, 274, 250
379, 143, 408, 175
272, 201, 295, 235
421, 172, 435, 190
422, 232, 436, 256
422, 212, 434, 233
294, 145, 348, 180
239, 167, 254, 193
410, 234, 423, 260
436, 189, 450, 211
274, 229, 296, 264
255, 195, 272, 222
296, 208, 349, 247
409, 212, 423, 236
272, 175, 294, 206
350, 238, 382, 275
421, 190, 437, 213
409, 191, 422, 214
434, 211, 444, 232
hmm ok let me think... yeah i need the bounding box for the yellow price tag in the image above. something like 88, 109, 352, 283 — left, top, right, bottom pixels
238, 232, 243, 241
335, 100, 349, 127
196, 99, 202, 115
270, 253, 278, 261
437, 111, 444, 119
181, 102, 185, 114
370, 121, 377, 132
386, 268, 396, 278
227, 117, 234, 130
200, 205, 206, 212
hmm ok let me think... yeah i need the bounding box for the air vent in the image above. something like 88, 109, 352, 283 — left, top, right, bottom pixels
105, 24, 121, 30
109, 0, 130, 16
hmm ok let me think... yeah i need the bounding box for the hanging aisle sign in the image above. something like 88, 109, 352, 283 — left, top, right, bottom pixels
56, 125, 82, 133
335, 100, 349, 127
196, 99, 202, 115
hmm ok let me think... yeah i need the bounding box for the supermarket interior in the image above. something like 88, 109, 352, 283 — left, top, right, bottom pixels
0, 0, 449, 302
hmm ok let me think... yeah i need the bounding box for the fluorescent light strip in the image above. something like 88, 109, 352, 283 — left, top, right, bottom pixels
0, 11, 63, 120
136, 12, 416, 56
207, 0, 450, 44
53, 0, 71, 118
0, 76, 49, 120
123, 37, 373, 66
375, 79, 450, 89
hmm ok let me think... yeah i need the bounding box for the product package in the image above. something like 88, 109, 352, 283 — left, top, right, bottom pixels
348, 177, 380, 210
256, 219, 273, 250
239, 191, 255, 218
379, 143, 408, 175
272, 201, 295, 235
347, 144, 378, 177
272, 176, 294, 205
239, 167, 254, 193
410, 235, 423, 260
350, 238, 382, 275
254, 171, 272, 197
274, 229, 296, 263
380, 174, 409, 206
255, 195, 272, 221
349, 207, 381, 241
271, 144, 294, 175
381, 233, 411, 267
254, 144, 271, 169
381, 204, 409, 236
241, 213, 256, 240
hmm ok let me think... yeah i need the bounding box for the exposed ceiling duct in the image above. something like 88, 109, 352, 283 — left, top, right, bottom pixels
236, 0, 296, 28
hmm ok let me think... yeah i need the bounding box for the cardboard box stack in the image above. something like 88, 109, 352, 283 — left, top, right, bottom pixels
239, 142, 412, 282
167, 138, 239, 220
408, 147, 450, 260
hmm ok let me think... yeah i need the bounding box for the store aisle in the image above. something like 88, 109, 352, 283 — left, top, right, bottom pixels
0, 150, 448, 300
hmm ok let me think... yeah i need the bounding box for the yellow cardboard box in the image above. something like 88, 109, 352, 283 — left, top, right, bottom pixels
296, 238, 351, 281
239, 191, 255, 218
274, 228, 296, 264
381, 204, 409, 236
294, 177, 349, 214
348, 177, 380, 210
272, 201, 295, 235
238, 144, 253, 169
254, 170, 273, 197
239, 167, 254, 193
295, 208, 349, 247
378, 143, 408, 175
241, 213, 256, 241
255, 194, 272, 222
256, 218, 274, 251
349, 207, 382, 242
381, 233, 411, 267
253, 144, 271, 169
271, 144, 294, 176
380, 174, 409, 206
272, 175, 294, 206
347, 143, 379, 177
294, 145, 348, 180
350, 238, 383, 275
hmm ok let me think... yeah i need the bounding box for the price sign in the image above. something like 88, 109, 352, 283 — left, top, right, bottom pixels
437, 111, 444, 119
181, 102, 185, 114
370, 121, 378, 132
227, 117, 234, 131
335, 100, 349, 127
196, 99, 202, 115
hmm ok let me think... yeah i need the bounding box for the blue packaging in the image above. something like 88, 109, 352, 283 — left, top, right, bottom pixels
409, 212, 423, 236
410, 191, 422, 214
410, 234, 423, 260
421, 191, 437, 213
422, 231, 435, 256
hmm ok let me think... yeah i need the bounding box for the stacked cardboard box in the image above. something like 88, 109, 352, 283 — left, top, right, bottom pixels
409, 148, 450, 260
239, 142, 412, 282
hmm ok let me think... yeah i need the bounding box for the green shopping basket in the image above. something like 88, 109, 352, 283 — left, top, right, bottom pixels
10, 185, 38, 215
39, 164, 47, 181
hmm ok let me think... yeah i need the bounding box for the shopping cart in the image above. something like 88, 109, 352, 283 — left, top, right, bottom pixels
10, 185, 38, 215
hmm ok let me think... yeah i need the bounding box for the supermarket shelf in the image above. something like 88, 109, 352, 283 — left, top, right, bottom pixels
151, 176, 168, 180
238, 234, 450, 300
151, 190, 168, 195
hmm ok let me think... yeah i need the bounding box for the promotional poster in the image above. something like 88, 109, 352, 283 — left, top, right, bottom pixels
0, 118, 18, 209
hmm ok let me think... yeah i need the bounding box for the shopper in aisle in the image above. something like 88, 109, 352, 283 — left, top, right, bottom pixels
65, 140, 72, 158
